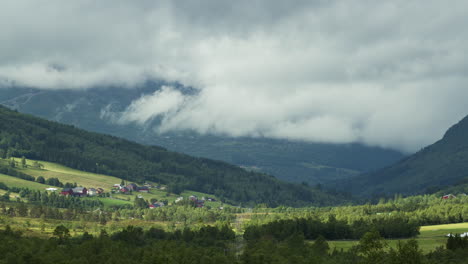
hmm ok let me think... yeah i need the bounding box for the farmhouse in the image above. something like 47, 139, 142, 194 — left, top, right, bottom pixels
138, 186, 149, 193
72, 187, 87, 197
127, 183, 138, 191
442, 194, 456, 199
188, 195, 205, 207
88, 188, 97, 196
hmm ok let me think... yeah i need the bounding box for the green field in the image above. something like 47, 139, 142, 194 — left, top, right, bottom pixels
19, 159, 123, 191
0, 173, 51, 191
328, 222, 468, 253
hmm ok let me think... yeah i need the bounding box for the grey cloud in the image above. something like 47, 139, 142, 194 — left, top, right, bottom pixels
1, 0, 468, 152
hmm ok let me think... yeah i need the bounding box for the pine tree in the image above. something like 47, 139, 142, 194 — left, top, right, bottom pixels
21, 156, 26, 168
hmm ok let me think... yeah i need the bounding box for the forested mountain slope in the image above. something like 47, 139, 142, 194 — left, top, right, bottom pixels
0, 105, 341, 206
338, 115, 468, 196
0, 86, 404, 185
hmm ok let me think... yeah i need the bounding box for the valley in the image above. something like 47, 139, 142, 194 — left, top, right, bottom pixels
0, 105, 466, 263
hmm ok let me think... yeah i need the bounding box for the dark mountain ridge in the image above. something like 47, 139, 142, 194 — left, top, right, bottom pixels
338, 115, 468, 196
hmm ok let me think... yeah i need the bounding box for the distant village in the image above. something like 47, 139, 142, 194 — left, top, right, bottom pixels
51, 182, 217, 209
441, 193, 467, 200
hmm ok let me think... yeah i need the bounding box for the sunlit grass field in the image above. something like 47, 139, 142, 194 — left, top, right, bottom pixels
327, 222, 468, 253
0, 173, 50, 191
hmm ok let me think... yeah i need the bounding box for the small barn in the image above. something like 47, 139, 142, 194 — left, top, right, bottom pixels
61, 188, 74, 196
127, 183, 138, 191
138, 186, 149, 193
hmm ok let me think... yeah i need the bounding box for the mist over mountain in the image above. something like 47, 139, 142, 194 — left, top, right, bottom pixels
0, 85, 404, 186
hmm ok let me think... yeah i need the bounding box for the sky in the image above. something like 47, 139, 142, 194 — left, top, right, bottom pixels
1, 0, 468, 152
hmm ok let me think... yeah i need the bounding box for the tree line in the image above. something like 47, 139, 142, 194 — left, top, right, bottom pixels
244, 215, 419, 241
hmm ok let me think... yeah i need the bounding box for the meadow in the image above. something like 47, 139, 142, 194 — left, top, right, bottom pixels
327, 222, 468, 253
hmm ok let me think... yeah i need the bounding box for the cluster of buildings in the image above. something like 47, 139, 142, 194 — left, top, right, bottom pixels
175, 195, 217, 208
57, 181, 220, 211
113, 183, 150, 194
442, 193, 466, 199
60, 187, 104, 197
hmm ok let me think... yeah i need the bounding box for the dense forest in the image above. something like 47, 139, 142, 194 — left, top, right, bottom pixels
337, 114, 468, 196
0, 105, 342, 207
0, 224, 467, 264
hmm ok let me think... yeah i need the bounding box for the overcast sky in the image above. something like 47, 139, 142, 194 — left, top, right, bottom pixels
1, 0, 468, 152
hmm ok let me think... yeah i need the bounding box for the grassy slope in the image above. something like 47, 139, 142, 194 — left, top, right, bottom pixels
0, 172, 49, 191
327, 222, 468, 253
0, 158, 224, 207
20, 159, 122, 191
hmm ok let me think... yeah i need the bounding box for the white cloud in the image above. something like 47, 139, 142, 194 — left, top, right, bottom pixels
1, 0, 468, 152
118, 86, 185, 125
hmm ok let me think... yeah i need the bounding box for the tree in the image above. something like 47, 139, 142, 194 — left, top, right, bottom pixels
358, 230, 388, 263
134, 197, 148, 209
389, 239, 424, 264
6, 149, 12, 159
1, 192, 10, 202
16, 202, 28, 217
311, 235, 330, 256
21, 156, 26, 168
32, 161, 44, 169
36, 176, 45, 184
53, 225, 70, 242
9, 158, 15, 168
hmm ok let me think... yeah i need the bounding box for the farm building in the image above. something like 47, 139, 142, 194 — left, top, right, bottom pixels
72, 187, 87, 197
127, 183, 138, 191
88, 188, 97, 196
138, 186, 149, 193
60, 188, 73, 196
442, 194, 456, 199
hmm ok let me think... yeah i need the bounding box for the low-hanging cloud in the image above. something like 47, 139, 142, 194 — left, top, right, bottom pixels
1, 0, 468, 152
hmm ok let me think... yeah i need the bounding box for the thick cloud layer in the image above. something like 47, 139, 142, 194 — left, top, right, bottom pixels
1, 0, 468, 152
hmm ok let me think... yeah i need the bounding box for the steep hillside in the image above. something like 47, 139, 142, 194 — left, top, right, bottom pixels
0, 86, 404, 185
339, 115, 468, 196
0, 105, 342, 207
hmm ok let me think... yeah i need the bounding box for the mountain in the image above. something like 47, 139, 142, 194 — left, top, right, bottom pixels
339, 115, 468, 196
0, 85, 405, 186
0, 105, 343, 207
